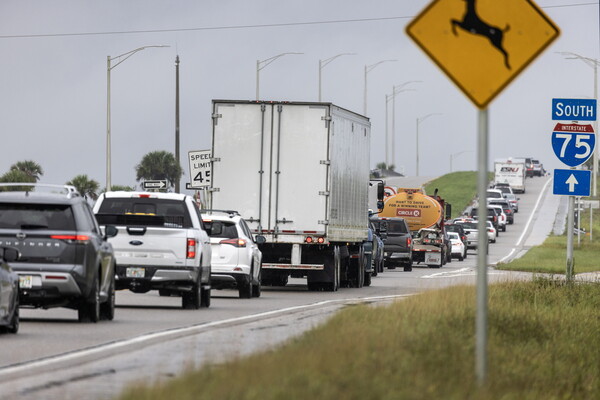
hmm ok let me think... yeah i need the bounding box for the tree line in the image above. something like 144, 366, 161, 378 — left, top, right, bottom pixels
0, 150, 183, 199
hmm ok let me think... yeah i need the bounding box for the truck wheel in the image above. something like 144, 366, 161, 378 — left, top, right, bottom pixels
182, 282, 201, 309
200, 287, 211, 308
325, 246, 340, 292
100, 274, 115, 321
78, 276, 100, 323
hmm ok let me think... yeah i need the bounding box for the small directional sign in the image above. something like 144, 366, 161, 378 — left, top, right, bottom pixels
552, 98, 597, 121
551, 123, 595, 167
553, 169, 591, 196
143, 180, 167, 190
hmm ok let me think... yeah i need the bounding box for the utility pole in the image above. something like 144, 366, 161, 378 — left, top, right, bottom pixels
175, 55, 180, 193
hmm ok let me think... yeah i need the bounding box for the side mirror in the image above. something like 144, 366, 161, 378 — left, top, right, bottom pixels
104, 225, 118, 239
377, 181, 385, 201
379, 221, 388, 240
464, 231, 470, 235
1, 247, 20, 262
376, 200, 384, 212
255, 235, 266, 244
445, 203, 452, 220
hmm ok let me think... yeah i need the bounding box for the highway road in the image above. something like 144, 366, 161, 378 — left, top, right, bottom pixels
0, 176, 557, 400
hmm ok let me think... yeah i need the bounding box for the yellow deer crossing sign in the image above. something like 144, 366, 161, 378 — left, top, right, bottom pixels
406, 0, 560, 109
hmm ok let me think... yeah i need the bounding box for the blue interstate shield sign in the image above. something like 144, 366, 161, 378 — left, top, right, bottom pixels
551, 123, 596, 167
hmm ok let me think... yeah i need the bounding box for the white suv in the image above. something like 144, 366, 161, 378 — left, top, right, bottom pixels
201, 210, 263, 298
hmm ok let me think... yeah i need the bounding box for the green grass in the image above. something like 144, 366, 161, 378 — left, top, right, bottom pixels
424, 171, 494, 219
499, 196, 600, 275
117, 280, 600, 400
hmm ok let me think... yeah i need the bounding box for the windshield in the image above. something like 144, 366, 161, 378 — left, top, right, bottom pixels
96, 198, 192, 228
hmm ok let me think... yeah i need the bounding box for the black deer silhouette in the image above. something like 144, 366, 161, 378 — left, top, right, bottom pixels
451, 0, 511, 70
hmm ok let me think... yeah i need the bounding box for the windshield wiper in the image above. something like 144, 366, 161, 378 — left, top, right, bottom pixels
20, 224, 49, 229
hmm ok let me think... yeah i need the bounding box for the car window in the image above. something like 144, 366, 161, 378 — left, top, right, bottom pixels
387, 220, 408, 234
204, 220, 238, 239
0, 203, 76, 230
96, 198, 192, 228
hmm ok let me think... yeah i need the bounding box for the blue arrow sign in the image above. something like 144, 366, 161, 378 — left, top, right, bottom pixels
553, 169, 591, 196
552, 98, 597, 121
551, 123, 595, 167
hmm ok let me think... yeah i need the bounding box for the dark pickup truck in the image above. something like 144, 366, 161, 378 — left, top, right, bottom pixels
370, 216, 413, 272
469, 207, 500, 233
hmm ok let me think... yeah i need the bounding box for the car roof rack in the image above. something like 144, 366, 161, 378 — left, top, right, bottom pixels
200, 209, 240, 218
0, 183, 80, 198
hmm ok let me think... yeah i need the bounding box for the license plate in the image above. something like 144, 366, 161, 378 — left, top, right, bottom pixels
126, 267, 145, 278
425, 252, 441, 265
19, 275, 33, 289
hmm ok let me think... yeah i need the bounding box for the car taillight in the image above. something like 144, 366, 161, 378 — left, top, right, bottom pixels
220, 238, 246, 248
51, 235, 90, 242
187, 238, 197, 258
407, 237, 412, 246
488, 229, 493, 232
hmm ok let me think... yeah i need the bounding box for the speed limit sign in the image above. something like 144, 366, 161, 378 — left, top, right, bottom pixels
188, 150, 212, 188
551, 123, 595, 167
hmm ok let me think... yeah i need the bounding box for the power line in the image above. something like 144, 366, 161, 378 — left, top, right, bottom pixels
0, 2, 597, 40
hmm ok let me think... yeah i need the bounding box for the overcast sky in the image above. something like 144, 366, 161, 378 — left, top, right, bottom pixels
0, 0, 598, 191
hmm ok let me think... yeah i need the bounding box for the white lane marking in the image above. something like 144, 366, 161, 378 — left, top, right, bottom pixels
515, 178, 553, 247
0, 294, 412, 379
496, 178, 553, 265
422, 267, 471, 278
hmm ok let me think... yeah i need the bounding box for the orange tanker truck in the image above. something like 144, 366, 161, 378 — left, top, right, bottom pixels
379, 188, 451, 268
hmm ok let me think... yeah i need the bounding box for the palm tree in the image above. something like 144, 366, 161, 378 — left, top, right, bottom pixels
135, 150, 182, 189
66, 175, 100, 200
0, 169, 35, 191
376, 162, 396, 171
107, 184, 136, 192
10, 160, 43, 182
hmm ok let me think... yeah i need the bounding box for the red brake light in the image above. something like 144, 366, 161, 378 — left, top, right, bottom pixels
407, 237, 412, 246
187, 238, 197, 258
305, 236, 313, 244
220, 238, 246, 248
139, 194, 151, 198
317, 237, 325, 244
51, 235, 90, 241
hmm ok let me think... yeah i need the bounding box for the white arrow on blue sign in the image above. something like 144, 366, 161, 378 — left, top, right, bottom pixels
552, 98, 597, 121
551, 123, 595, 167
553, 169, 591, 196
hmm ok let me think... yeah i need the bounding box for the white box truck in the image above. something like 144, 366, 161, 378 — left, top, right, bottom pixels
494, 158, 526, 193
208, 100, 373, 291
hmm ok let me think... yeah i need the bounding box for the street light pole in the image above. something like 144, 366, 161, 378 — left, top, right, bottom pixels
256, 52, 303, 100
363, 59, 397, 115
106, 45, 170, 192
318, 53, 355, 102
391, 81, 420, 169
416, 113, 441, 176
558, 52, 600, 197
450, 150, 474, 172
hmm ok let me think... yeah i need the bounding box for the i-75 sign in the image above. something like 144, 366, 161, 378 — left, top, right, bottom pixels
551, 123, 595, 167
188, 150, 212, 188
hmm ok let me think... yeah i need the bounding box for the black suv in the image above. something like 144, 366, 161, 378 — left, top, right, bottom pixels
0, 184, 117, 322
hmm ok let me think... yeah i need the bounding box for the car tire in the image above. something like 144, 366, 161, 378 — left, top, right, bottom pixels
502, 226, 506, 232
100, 274, 115, 321
458, 253, 464, 261
7, 290, 19, 334
364, 270, 372, 287
252, 268, 261, 298
78, 275, 100, 323
403, 260, 413, 272
463, 249, 468, 259
200, 287, 211, 308
238, 278, 253, 299
182, 282, 201, 309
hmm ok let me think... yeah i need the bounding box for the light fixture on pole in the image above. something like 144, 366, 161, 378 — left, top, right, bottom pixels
557, 51, 599, 197
416, 113, 441, 176
106, 45, 170, 192
391, 81, 421, 169
318, 53, 355, 102
363, 59, 397, 115
256, 52, 303, 100
450, 150, 474, 172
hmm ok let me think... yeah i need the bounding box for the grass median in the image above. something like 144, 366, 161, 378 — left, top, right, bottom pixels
117, 278, 600, 400
423, 171, 493, 218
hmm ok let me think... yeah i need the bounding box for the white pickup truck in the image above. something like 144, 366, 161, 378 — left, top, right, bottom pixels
93, 191, 212, 309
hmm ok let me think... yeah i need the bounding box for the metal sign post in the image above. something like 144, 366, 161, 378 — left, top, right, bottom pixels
406, 0, 560, 385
